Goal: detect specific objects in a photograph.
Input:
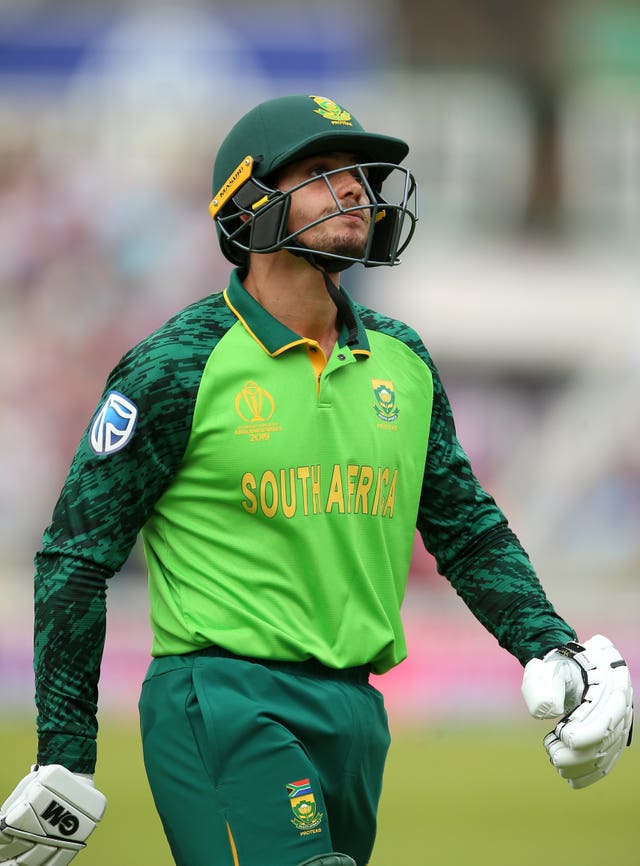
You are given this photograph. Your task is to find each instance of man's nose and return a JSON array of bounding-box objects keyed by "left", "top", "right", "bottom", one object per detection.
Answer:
[{"left": 332, "top": 169, "right": 369, "bottom": 202}]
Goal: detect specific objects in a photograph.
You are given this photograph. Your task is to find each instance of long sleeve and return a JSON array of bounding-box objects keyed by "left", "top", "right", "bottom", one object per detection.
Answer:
[
  {"left": 417, "top": 356, "right": 576, "bottom": 665},
  {"left": 34, "top": 554, "right": 110, "bottom": 772},
  {"left": 33, "top": 306, "right": 214, "bottom": 772}
]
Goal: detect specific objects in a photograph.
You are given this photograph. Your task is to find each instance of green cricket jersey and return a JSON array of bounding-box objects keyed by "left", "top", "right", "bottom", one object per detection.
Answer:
[{"left": 34, "top": 269, "right": 576, "bottom": 771}]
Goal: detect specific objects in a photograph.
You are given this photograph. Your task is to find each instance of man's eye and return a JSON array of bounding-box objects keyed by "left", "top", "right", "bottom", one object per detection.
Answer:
[{"left": 307, "top": 164, "right": 367, "bottom": 185}]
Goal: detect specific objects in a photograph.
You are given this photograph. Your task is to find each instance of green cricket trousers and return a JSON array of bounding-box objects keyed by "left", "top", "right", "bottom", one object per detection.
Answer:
[{"left": 138, "top": 647, "right": 390, "bottom": 866}]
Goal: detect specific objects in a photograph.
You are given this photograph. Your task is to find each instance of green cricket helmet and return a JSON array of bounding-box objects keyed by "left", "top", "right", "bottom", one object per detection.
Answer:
[{"left": 209, "top": 94, "right": 418, "bottom": 270}]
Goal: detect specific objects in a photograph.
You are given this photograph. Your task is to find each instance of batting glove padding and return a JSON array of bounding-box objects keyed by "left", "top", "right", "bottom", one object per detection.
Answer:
[
  {"left": 0, "top": 765, "right": 106, "bottom": 865},
  {"left": 522, "top": 634, "right": 634, "bottom": 788}
]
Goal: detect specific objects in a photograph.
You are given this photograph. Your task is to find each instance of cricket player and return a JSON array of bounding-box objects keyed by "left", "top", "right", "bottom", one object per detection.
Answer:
[{"left": 0, "top": 94, "right": 633, "bottom": 866}]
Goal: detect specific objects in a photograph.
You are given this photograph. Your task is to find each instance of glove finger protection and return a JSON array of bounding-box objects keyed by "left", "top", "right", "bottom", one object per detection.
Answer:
[
  {"left": 0, "top": 765, "right": 107, "bottom": 865},
  {"left": 521, "top": 634, "right": 633, "bottom": 789},
  {"left": 544, "top": 725, "right": 630, "bottom": 790},
  {"left": 544, "top": 725, "right": 628, "bottom": 768}
]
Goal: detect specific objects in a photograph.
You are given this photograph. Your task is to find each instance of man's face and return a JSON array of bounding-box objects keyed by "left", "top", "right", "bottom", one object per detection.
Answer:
[{"left": 275, "top": 152, "right": 372, "bottom": 260}]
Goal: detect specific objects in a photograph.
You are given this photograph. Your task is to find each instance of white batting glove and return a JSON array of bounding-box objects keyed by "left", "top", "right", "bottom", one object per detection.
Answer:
[
  {"left": 522, "top": 635, "right": 634, "bottom": 789},
  {"left": 0, "top": 765, "right": 106, "bottom": 865}
]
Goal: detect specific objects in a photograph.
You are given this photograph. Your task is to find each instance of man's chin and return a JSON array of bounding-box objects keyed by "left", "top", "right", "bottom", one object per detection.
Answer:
[
  {"left": 296, "top": 223, "right": 369, "bottom": 261},
  {"left": 324, "top": 230, "right": 368, "bottom": 260}
]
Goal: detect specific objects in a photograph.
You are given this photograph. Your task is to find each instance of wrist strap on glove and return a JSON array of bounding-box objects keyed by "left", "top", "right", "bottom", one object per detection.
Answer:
[{"left": 553, "top": 638, "right": 633, "bottom": 749}]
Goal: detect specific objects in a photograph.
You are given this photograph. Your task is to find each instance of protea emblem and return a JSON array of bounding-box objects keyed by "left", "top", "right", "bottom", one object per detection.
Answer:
[
  {"left": 372, "top": 379, "right": 399, "bottom": 423},
  {"left": 310, "top": 95, "right": 353, "bottom": 126},
  {"left": 286, "top": 778, "right": 323, "bottom": 831},
  {"left": 89, "top": 391, "right": 138, "bottom": 454}
]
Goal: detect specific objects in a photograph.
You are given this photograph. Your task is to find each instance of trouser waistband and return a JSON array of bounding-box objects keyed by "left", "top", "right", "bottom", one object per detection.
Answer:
[{"left": 187, "top": 644, "right": 370, "bottom": 684}]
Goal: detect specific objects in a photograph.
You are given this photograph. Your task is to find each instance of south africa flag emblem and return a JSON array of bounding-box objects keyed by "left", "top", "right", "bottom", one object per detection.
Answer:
[{"left": 286, "top": 778, "right": 323, "bottom": 831}]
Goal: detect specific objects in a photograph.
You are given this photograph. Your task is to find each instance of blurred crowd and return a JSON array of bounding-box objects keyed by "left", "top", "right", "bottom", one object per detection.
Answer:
[{"left": 0, "top": 125, "right": 230, "bottom": 559}]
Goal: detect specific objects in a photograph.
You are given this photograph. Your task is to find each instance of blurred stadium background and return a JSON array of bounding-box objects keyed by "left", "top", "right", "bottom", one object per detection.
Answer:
[{"left": 0, "top": 0, "right": 639, "bottom": 862}]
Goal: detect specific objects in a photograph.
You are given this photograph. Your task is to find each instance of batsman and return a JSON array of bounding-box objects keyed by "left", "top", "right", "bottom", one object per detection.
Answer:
[{"left": 1, "top": 94, "right": 633, "bottom": 866}]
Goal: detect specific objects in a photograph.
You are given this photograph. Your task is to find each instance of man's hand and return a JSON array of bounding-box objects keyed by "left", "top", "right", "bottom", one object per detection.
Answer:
[
  {"left": 521, "top": 634, "right": 633, "bottom": 788},
  {"left": 0, "top": 765, "right": 107, "bottom": 865}
]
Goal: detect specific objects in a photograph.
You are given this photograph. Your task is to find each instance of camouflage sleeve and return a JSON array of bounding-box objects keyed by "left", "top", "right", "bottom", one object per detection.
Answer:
[
  {"left": 34, "top": 323, "right": 206, "bottom": 773},
  {"left": 416, "top": 354, "right": 577, "bottom": 666}
]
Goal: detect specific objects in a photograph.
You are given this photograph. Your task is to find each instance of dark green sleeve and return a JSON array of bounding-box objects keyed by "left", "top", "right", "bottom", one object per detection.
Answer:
[
  {"left": 34, "top": 355, "right": 192, "bottom": 771},
  {"left": 417, "top": 355, "right": 576, "bottom": 665},
  {"left": 34, "top": 296, "right": 232, "bottom": 772}
]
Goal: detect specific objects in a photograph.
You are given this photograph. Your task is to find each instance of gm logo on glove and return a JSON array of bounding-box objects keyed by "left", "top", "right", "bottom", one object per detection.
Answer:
[{"left": 40, "top": 799, "right": 80, "bottom": 836}]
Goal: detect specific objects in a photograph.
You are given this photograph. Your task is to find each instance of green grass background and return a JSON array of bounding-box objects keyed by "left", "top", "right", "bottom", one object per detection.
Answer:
[{"left": 1, "top": 716, "right": 637, "bottom": 865}]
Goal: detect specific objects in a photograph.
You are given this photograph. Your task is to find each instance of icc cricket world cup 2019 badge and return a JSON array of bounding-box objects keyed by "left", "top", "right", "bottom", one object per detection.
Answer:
[
  {"left": 234, "top": 380, "right": 282, "bottom": 442},
  {"left": 286, "top": 778, "right": 323, "bottom": 835}
]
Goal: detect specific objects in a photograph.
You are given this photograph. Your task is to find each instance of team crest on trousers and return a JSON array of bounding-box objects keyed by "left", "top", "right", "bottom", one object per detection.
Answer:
[
  {"left": 286, "top": 779, "right": 323, "bottom": 833},
  {"left": 372, "top": 379, "right": 399, "bottom": 423}
]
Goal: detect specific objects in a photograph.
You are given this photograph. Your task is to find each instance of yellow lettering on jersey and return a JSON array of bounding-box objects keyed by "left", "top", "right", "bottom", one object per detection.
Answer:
[
  {"left": 240, "top": 464, "right": 397, "bottom": 519},
  {"left": 241, "top": 472, "right": 258, "bottom": 513},
  {"left": 355, "top": 465, "right": 374, "bottom": 514},
  {"left": 382, "top": 469, "right": 398, "bottom": 517},
  {"left": 260, "top": 470, "right": 278, "bottom": 518},
  {"left": 325, "top": 464, "right": 345, "bottom": 513},
  {"left": 346, "top": 464, "right": 359, "bottom": 513},
  {"left": 310, "top": 464, "right": 322, "bottom": 514},
  {"left": 280, "top": 468, "right": 296, "bottom": 518},
  {"left": 371, "top": 467, "right": 389, "bottom": 515},
  {"left": 297, "top": 465, "right": 310, "bottom": 515}
]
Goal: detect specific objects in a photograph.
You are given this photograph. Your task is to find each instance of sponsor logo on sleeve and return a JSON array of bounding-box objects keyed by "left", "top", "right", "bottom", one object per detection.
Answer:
[{"left": 89, "top": 391, "right": 138, "bottom": 455}]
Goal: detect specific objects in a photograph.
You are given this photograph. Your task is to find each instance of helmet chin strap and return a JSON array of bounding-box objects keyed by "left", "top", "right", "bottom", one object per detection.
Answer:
[{"left": 290, "top": 246, "right": 359, "bottom": 346}]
